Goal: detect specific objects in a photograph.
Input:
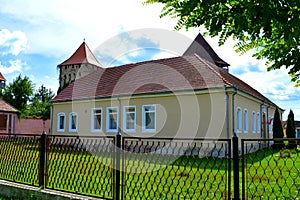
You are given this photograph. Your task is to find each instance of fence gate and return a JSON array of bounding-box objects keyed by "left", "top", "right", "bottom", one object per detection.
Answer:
[
  {"left": 241, "top": 138, "right": 300, "bottom": 200},
  {"left": 120, "top": 137, "right": 232, "bottom": 199}
]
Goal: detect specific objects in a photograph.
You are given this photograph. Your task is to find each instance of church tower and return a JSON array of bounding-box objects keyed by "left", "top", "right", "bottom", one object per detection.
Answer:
[{"left": 57, "top": 41, "right": 103, "bottom": 93}]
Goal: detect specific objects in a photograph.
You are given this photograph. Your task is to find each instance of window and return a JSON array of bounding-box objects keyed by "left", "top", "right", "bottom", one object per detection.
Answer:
[
  {"left": 69, "top": 112, "right": 78, "bottom": 132},
  {"left": 244, "top": 109, "right": 248, "bottom": 133},
  {"left": 142, "top": 105, "right": 156, "bottom": 132},
  {"left": 268, "top": 116, "right": 273, "bottom": 134},
  {"left": 91, "top": 108, "right": 102, "bottom": 132},
  {"left": 123, "top": 106, "right": 136, "bottom": 132},
  {"left": 257, "top": 112, "right": 261, "bottom": 133},
  {"left": 296, "top": 129, "right": 300, "bottom": 139},
  {"left": 106, "top": 107, "right": 118, "bottom": 132},
  {"left": 236, "top": 107, "right": 242, "bottom": 133},
  {"left": 252, "top": 111, "right": 256, "bottom": 133},
  {"left": 57, "top": 112, "right": 65, "bottom": 132},
  {"left": 0, "top": 114, "right": 7, "bottom": 130}
]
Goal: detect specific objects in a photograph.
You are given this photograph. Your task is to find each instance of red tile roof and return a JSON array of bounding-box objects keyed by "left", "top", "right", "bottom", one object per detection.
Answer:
[
  {"left": 58, "top": 42, "right": 102, "bottom": 67},
  {"left": 0, "top": 73, "right": 6, "bottom": 81},
  {"left": 52, "top": 54, "right": 276, "bottom": 107},
  {"left": 0, "top": 99, "right": 18, "bottom": 112}
]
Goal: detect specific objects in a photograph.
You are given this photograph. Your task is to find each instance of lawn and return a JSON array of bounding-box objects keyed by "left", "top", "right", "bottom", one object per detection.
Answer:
[{"left": 0, "top": 138, "right": 299, "bottom": 199}]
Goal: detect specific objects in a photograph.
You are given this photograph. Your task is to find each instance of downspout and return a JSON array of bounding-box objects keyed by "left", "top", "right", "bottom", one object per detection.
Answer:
[
  {"left": 266, "top": 103, "right": 270, "bottom": 139},
  {"left": 232, "top": 85, "right": 238, "bottom": 135},
  {"left": 117, "top": 98, "right": 121, "bottom": 136},
  {"left": 260, "top": 101, "right": 265, "bottom": 139},
  {"left": 224, "top": 85, "right": 229, "bottom": 139}
]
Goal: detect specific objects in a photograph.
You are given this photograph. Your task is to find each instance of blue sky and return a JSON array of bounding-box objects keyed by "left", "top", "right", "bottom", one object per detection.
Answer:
[{"left": 0, "top": 0, "right": 299, "bottom": 120}]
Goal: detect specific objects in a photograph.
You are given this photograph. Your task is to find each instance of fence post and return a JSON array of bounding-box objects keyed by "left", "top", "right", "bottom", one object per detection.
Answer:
[
  {"left": 115, "top": 134, "right": 121, "bottom": 200},
  {"left": 232, "top": 133, "right": 240, "bottom": 200},
  {"left": 38, "top": 131, "right": 47, "bottom": 188}
]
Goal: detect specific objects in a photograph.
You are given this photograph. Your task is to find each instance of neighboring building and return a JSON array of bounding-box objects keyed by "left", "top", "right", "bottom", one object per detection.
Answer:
[
  {"left": 296, "top": 121, "right": 300, "bottom": 139},
  {"left": 51, "top": 33, "right": 280, "bottom": 141},
  {"left": 0, "top": 73, "right": 50, "bottom": 135},
  {"left": 0, "top": 99, "right": 18, "bottom": 134},
  {"left": 57, "top": 41, "right": 103, "bottom": 92},
  {"left": 283, "top": 120, "right": 300, "bottom": 139}
]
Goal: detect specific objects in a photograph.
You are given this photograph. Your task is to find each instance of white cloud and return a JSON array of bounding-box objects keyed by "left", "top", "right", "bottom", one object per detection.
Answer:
[
  {"left": 0, "top": 29, "right": 28, "bottom": 56},
  {"left": 1, "top": 0, "right": 299, "bottom": 119},
  {"left": 0, "top": 60, "right": 25, "bottom": 74},
  {"left": 0, "top": 0, "right": 177, "bottom": 57}
]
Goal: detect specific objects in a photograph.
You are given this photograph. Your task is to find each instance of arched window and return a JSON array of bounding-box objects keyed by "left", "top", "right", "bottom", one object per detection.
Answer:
[
  {"left": 57, "top": 112, "right": 65, "bottom": 132},
  {"left": 236, "top": 107, "right": 242, "bottom": 133},
  {"left": 252, "top": 111, "right": 256, "bottom": 133},
  {"left": 257, "top": 112, "right": 261, "bottom": 133},
  {"left": 244, "top": 109, "right": 248, "bottom": 133}
]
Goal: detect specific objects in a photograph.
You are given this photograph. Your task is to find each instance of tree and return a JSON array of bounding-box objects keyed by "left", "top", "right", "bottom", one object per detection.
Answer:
[
  {"left": 29, "top": 85, "right": 55, "bottom": 120},
  {"left": 144, "top": 0, "right": 300, "bottom": 86},
  {"left": 0, "top": 75, "right": 34, "bottom": 117},
  {"left": 286, "top": 109, "right": 296, "bottom": 148},
  {"left": 272, "top": 107, "right": 284, "bottom": 149}
]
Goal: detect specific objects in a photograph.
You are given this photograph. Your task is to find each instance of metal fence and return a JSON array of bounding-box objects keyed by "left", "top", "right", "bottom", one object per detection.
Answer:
[
  {"left": 0, "top": 134, "right": 41, "bottom": 186},
  {"left": 241, "top": 138, "right": 300, "bottom": 200},
  {"left": 45, "top": 135, "right": 116, "bottom": 199},
  {"left": 121, "top": 137, "right": 231, "bottom": 199},
  {"left": 0, "top": 133, "right": 299, "bottom": 199}
]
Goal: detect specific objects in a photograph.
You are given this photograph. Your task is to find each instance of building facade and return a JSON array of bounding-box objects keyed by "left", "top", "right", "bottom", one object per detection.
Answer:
[{"left": 51, "top": 34, "right": 280, "bottom": 141}]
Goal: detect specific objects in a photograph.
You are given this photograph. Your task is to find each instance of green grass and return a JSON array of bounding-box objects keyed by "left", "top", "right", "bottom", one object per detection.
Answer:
[
  {"left": 0, "top": 140, "right": 299, "bottom": 199},
  {"left": 242, "top": 148, "right": 300, "bottom": 199}
]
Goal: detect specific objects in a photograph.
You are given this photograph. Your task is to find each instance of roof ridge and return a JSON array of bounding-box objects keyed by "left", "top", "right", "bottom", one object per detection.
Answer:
[{"left": 193, "top": 54, "right": 232, "bottom": 86}]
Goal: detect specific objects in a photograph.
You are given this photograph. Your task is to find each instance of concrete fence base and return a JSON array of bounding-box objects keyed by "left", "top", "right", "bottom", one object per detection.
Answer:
[{"left": 0, "top": 180, "right": 100, "bottom": 200}]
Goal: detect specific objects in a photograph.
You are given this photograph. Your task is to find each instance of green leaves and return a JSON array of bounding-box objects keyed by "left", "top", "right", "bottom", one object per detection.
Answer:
[
  {"left": 0, "top": 76, "right": 54, "bottom": 119},
  {"left": 0, "top": 75, "right": 34, "bottom": 117},
  {"left": 144, "top": 0, "right": 300, "bottom": 85},
  {"left": 29, "top": 85, "right": 55, "bottom": 120}
]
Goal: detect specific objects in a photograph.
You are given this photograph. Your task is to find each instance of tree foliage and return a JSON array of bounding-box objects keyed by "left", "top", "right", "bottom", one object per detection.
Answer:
[
  {"left": 272, "top": 108, "right": 284, "bottom": 149},
  {"left": 286, "top": 109, "right": 296, "bottom": 138},
  {"left": 286, "top": 109, "right": 296, "bottom": 148},
  {"left": 144, "top": 0, "right": 300, "bottom": 85},
  {"left": 0, "top": 75, "right": 34, "bottom": 117},
  {"left": 29, "top": 85, "right": 55, "bottom": 120},
  {"left": 0, "top": 75, "right": 54, "bottom": 120}
]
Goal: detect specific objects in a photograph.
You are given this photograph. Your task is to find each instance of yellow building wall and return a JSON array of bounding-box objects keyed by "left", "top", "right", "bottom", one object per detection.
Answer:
[
  {"left": 232, "top": 93, "right": 277, "bottom": 140},
  {"left": 51, "top": 90, "right": 278, "bottom": 140},
  {"left": 51, "top": 92, "right": 228, "bottom": 139}
]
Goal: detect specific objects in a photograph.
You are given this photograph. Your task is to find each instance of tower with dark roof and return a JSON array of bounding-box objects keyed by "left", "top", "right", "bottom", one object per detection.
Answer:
[
  {"left": 57, "top": 41, "right": 103, "bottom": 93},
  {"left": 184, "top": 33, "right": 230, "bottom": 71}
]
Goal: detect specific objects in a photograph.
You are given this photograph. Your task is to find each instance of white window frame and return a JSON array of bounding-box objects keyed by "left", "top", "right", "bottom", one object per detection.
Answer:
[
  {"left": 123, "top": 106, "right": 136, "bottom": 133},
  {"left": 244, "top": 109, "right": 248, "bottom": 133},
  {"left": 57, "top": 112, "right": 65, "bottom": 132},
  {"left": 69, "top": 112, "right": 78, "bottom": 132},
  {"left": 142, "top": 104, "right": 156, "bottom": 133},
  {"left": 236, "top": 107, "right": 242, "bottom": 133},
  {"left": 106, "top": 107, "right": 118, "bottom": 133},
  {"left": 257, "top": 112, "right": 261, "bottom": 133},
  {"left": 91, "top": 108, "right": 102, "bottom": 132},
  {"left": 252, "top": 111, "right": 256, "bottom": 133}
]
